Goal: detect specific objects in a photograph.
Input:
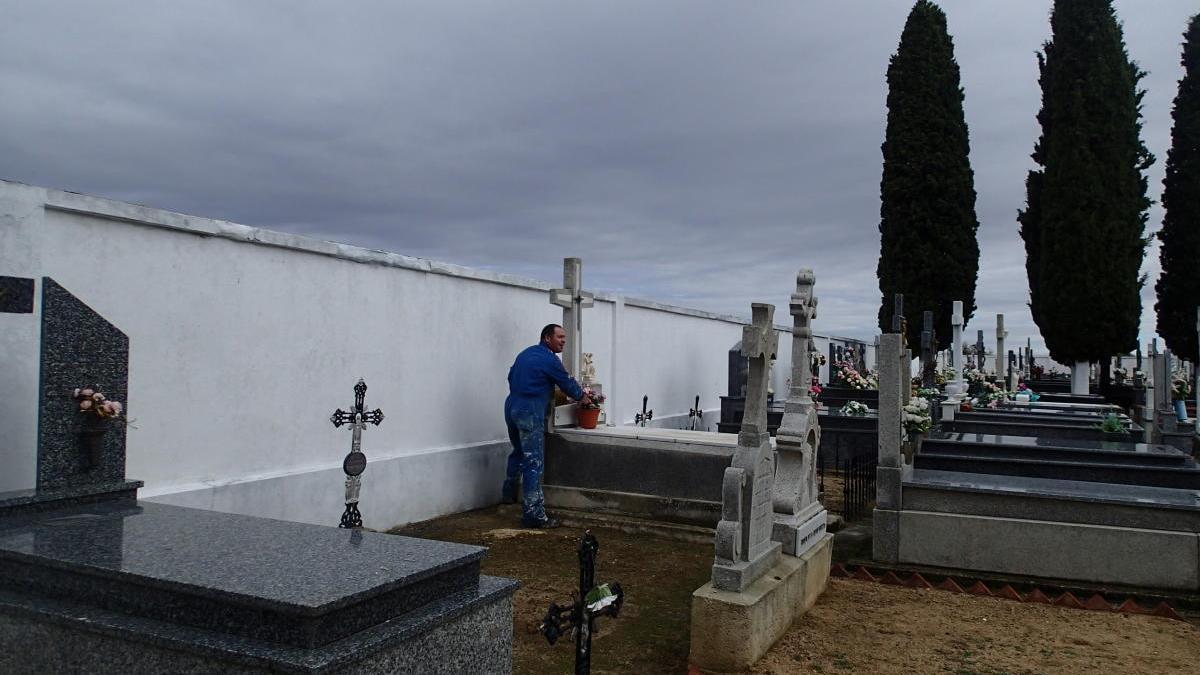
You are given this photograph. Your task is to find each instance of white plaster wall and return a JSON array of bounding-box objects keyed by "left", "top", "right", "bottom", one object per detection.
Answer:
[{"left": 0, "top": 180, "right": 874, "bottom": 527}]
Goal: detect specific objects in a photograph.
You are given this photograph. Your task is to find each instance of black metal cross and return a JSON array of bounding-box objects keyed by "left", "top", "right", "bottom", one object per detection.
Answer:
[
  {"left": 539, "top": 530, "right": 624, "bottom": 675},
  {"left": 634, "top": 395, "right": 653, "bottom": 427},
  {"left": 330, "top": 379, "right": 384, "bottom": 528},
  {"left": 688, "top": 395, "right": 703, "bottom": 430}
]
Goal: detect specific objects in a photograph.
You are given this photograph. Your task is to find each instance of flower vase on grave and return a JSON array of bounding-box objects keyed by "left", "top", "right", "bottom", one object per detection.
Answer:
[
  {"left": 1173, "top": 399, "right": 1188, "bottom": 423},
  {"left": 79, "top": 417, "right": 108, "bottom": 470}
]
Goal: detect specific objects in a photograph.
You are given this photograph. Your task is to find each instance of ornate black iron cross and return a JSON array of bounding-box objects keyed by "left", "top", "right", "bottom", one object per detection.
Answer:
[
  {"left": 539, "top": 530, "right": 624, "bottom": 675},
  {"left": 688, "top": 394, "right": 702, "bottom": 431},
  {"left": 330, "top": 379, "right": 384, "bottom": 528}
]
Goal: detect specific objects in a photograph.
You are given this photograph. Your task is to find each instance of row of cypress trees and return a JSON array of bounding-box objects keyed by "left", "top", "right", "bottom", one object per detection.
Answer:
[{"left": 877, "top": 0, "right": 1199, "bottom": 366}]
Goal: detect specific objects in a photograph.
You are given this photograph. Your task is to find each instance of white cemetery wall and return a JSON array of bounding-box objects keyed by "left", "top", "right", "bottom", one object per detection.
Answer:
[{"left": 0, "top": 181, "right": 874, "bottom": 527}]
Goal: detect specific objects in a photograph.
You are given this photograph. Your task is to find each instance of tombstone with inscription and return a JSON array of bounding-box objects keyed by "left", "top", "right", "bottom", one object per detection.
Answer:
[
  {"left": 0, "top": 277, "right": 518, "bottom": 673},
  {"left": 690, "top": 302, "right": 832, "bottom": 672},
  {"left": 773, "top": 270, "right": 828, "bottom": 557}
]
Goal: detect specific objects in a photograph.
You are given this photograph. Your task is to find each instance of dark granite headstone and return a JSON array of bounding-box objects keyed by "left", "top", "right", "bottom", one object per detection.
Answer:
[
  {"left": 728, "top": 340, "right": 747, "bottom": 397},
  {"left": 37, "top": 278, "right": 129, "bottom": 490},
  {"left": 0, "top": 276, "right": 34, "bottom": 313}
]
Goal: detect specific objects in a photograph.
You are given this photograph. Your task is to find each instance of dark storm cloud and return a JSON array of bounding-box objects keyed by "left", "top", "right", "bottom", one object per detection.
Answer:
[{"left": 1, "top": 1, "right": 1194, "bottom": 361}]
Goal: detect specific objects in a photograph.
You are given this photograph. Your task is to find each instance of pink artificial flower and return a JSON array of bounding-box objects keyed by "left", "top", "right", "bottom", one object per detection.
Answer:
[
  {"left": 80, "top": 388, "right": 94, "bottom": 398},
  {"left": 92, "top": 392, "right": 105, "bottom": 402},
  {"left": 110, "top": 401, "right": 123, "bottom": 415},
  {"left": 79, "top": 400, "right": 93, "bottom": 411}
]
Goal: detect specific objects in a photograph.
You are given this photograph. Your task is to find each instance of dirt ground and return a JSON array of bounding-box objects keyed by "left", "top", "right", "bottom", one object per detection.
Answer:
[{"left": 391, "top": 505, "right": 1199, "bottom": 675}]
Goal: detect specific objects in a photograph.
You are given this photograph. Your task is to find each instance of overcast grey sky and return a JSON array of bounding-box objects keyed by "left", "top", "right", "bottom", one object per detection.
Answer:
[{"left": 1, "top": 1, "right": 1195, "bottom": 361}]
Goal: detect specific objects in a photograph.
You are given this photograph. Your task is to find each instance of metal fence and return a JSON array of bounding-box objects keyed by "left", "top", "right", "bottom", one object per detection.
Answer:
[{"left": 817, "top": 447, "right": 878, "bottom": 521}]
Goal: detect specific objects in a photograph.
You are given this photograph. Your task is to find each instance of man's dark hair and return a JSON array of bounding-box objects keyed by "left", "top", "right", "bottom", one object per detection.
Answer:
[{"left": 540, "top": 324, "right": 563, "bottom": 341}]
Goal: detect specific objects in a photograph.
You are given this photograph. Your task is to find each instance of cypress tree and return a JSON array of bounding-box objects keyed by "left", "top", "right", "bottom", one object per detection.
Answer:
[
  {"left": 1155, "top": 15, "right": 1200, "bottom": 362},
  {"left": 877, "top": 0, "right": 979, "bottom": 349},
  {"left": 1018, "top": 0, "right": 1153, "bottom": 364}
]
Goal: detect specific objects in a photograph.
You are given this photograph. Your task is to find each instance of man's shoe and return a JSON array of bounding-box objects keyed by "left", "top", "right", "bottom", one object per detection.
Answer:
[{"left": 522, "top": 517, "right": 561, "bottom": 529}]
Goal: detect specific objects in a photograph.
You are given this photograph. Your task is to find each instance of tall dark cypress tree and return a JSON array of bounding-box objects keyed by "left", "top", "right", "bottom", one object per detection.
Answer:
[
  {"left": 1155, "top": 15, "right": 1200, "bottom": 363},
  {"left": 877, "top": 0, "right": 979, "bottom": 348},
  {"left": 1019, "top": 0, "right": 1152, "bottom": 364}
]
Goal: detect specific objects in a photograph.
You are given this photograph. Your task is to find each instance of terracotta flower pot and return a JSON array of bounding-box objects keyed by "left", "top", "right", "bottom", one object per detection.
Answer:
[{"left": 577, "top": 407, "right": 601, "bottom": 429}]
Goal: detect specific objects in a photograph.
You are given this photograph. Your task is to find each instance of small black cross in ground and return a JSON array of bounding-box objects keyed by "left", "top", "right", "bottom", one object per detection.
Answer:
[{"left": 539, "top": 530, "right": 624, "bottom": 675}]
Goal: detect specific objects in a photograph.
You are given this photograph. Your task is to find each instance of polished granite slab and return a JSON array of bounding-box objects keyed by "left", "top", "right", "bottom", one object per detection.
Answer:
[
  {"left": 0, "top": 501, "right": 487, "bottom": 648},
  {"left": 927, "top": 431, "right": 1188, "bottom": 459},
  {"left": 907, "top": 468, "right": 1200, "bottom": 510}
]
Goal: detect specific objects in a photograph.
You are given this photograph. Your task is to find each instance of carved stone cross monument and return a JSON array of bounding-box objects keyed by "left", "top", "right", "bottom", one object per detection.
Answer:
[
  {"left": 975, "top": 330, "right": 986, "bottom": 370},
  {"left": 712, "top": 303, "right": 782, "bottom": 592},
  {"left": 995, "top": 314, "right": 1006, "bottom": 375},
  {"left": 946, "top": 301, "right": 965, "bottom": 398},
  {"left": 773, "top": 271, "right": 827, "bottom": 558},
  {"left": 549, "top": 257, "right": 594, "bottom": 380},
  {"left": 330, "top": 379, "right": 384, "bottom": 528}
]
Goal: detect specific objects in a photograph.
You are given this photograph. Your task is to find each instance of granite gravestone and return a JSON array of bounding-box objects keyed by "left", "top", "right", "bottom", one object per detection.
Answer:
[
  {"left": 712, "top": 303, "right": 782, "bottom": 592},
  {"left": 772, "top": 270, "right": 827, "bottom": 557},
  {"left": 0, "top": 278, "right": 142, "bottom": 514}
]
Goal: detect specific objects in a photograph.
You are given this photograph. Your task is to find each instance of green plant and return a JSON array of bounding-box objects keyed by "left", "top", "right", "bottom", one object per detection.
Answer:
[{"left": 1097, "top": 414, "right": 1125, "bottom": 433}]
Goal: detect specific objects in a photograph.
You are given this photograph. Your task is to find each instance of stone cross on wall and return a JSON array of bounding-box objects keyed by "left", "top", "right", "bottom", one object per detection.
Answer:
[
  {"left": 549, "top": 257, "right": 594, "bottom": 380},
  {"left": 712, "top": 303, "right": 782, "bottom": 592},
  {"left": 773, "top": 271, "right": 827, "bottom": 557}
]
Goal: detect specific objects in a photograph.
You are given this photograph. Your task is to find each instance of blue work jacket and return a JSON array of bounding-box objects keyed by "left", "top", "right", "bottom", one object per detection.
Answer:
[{"left": 506, "top": 343, "right": 584, "bottom": 419}]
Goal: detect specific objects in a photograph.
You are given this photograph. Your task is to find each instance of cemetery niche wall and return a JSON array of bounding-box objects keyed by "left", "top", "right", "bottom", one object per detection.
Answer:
[{"left": 0, "top": 277, "right": 519, "bottom": 673}]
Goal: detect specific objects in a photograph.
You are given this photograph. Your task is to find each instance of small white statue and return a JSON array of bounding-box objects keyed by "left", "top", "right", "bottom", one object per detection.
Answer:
[{"left": 580, "top": 352, "right": 597, "bottom": 385}]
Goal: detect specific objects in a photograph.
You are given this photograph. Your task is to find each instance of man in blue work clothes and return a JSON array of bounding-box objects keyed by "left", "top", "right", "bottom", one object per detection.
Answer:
[{"left": 503, "top": 323, "right": 591, "bottom": 528}]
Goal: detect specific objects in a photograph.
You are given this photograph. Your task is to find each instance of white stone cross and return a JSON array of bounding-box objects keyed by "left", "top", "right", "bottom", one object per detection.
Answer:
[
  {"left": 712, "top": 303, "right": 782, "bottom": 592},
  {"left": 947, "top": 300, "right": 965, "bottom": 398},
  {"left": 774, "top": 270, "right": 827, "bottom": 558},
  {"left": 549, "top": 257, "right": 594, "bottom": 380}
]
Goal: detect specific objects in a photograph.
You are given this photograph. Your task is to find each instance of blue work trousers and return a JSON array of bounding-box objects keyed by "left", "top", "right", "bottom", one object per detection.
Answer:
[{"left": 503, "top": 396, "right": 548, "bottom": 524}]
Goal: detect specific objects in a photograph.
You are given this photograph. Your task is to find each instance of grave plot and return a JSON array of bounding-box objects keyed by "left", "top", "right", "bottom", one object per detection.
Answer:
[{"left": 0, "top": 278, "right": 518, "bottom": 673}]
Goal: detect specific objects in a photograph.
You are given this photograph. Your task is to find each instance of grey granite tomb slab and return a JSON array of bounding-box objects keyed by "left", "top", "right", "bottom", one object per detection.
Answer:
[
  {"left": 0, "top": 502, "right": 494, "bottom": 649},
  {"left": 37, "top": 277, "right": 129, "bottom": 490}
]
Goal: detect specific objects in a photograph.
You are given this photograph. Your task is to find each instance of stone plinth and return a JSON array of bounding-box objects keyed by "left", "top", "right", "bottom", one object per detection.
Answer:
[{"left": 689, "top": 533, "right": 832, "bottom": 673}]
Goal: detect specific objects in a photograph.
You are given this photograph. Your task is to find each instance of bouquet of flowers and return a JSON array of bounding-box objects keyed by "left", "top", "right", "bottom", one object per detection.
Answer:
[
  {"left": 915, "top": 387, "right": 940, "bottom": 400},
  {"left": 972, "top": 381, "right": 1009, "bottom": 409},
  {"left": 809, "top": 378, "right": 823, "bottom": 400},
  {"left": 902, "top": 397, "right": 932, "bottom": 440},
  {"left": 580, "top": 387, "right": 607, "bottom": 410},
  {"left": 74, "top": 387, "right": 123, "bottom": 419},
  {"left": 1171, "top": 374, "right": 1191, "bottom": 401},
  {"left": 839, "top": 401, "right": 869, "bottom": 416},
  {"left": 963, "top": 368, "right": 986, "bottom": 384},
  {"left": 833, "top": 360, "right": 878, "bottom": 390}
]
